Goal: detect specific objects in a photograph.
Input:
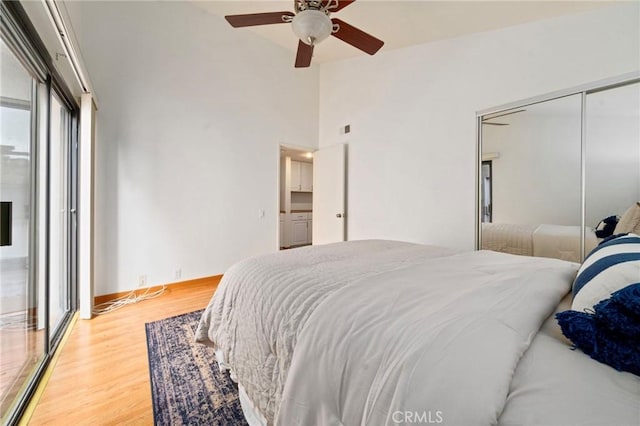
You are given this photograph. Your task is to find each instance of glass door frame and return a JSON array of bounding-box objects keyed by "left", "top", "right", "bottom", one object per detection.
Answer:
[{"left": 47, "top": 85, "right": 78, "bottom": 349}]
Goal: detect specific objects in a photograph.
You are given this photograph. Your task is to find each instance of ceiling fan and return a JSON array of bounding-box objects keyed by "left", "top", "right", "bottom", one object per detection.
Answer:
[{"left": 224, "top": 0, "right": 384, "bottom": 68}]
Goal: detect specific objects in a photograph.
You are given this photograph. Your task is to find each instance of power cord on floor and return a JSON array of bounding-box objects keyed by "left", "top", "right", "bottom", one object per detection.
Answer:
[{"left": 92, "top": 284, "right": 167, "bottom": 315}]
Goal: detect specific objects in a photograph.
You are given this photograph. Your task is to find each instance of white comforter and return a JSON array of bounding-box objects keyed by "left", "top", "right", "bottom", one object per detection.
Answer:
[
  {"left": 196, "top": 240, "right": 577, "bottom": 425},
  {"left": 196, "top": 240, "right": 459, "bottom": 422}
]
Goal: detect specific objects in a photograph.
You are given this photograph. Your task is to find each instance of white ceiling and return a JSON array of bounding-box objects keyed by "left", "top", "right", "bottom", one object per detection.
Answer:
[{"left": 193, "top": 1, "right": 615, "bottom": 65}]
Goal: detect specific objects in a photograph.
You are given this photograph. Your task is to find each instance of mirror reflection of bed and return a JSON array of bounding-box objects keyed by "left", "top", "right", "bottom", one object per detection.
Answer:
[{"left": 479, "top": 81, "right": 640, "bottom": 263}]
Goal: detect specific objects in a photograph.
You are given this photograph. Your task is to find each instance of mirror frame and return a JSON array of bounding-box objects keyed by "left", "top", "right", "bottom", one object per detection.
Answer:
[{"left": 476, "top": 71, "right": 640, "bottom": 261}]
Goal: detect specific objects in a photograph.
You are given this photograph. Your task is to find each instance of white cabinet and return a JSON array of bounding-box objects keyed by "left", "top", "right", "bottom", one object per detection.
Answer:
[
  {"left": 289, "top": 212, "right": 312, "bottom": 246},
  {"left": 300, "top": 162, "right": 313, "bottom": 192},
  {"left": 291, "top": 220, "right": 308, "bottom": 246},
  {"left": 290, "top": 161, "right": 300, "bottom": 191},
  {"left": 290, "top": 161, "right": 313, "bottom": 192}
]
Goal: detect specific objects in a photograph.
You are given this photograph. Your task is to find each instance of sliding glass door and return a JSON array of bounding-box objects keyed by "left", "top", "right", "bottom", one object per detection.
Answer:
[
  {"left": 0, "top": 6, "right": 78, "bottom": 421},
  {"left": 48, "top": 93, "right": 72, "bottom": 340},
  {"left": 0, "top": 38, "right": 45, "bottom": 419}
]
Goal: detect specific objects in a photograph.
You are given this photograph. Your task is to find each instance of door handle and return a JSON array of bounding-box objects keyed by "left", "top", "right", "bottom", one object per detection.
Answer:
[{"left": 336, "top": 213, "right": 342, "bottom": 218}]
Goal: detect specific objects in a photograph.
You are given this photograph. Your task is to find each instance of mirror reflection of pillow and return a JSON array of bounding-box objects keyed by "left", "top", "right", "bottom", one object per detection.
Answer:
[
  {"left": 571, "top": 233, "right": 640, "bottom": 312},
  {"left": 595, "top": 215, "right": 619, "bottom": 238},
  {"left": 556, "top": 283, "right": 640, "bottom": 376},
  {"left": 614, "top": 202, "right": 640, "bottom": 234}
]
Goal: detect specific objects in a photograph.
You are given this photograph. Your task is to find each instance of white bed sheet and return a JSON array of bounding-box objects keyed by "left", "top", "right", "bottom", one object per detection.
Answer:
[{"left": 499, "top": 294, "right": 640, "bottom": 426}]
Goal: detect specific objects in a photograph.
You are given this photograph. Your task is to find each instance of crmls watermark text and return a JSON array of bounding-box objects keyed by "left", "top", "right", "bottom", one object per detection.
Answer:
[{"left": 392, "top": 410, "right": 444, "bottom": 424}]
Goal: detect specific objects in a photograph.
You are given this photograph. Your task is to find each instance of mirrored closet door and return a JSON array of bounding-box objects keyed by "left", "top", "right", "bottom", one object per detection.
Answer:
[
  {"left": 477, "top": 75, "right": 640, "bottom": 263},
  {"left": 585, "top": 82, "right": 640, "bottom": 238}
]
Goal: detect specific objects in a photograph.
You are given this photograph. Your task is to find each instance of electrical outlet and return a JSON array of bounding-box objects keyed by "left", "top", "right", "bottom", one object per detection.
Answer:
[
  {"left": 175, "top": 268, "right": 182, "bottom": 280},
  {"left": 138, "top": 275, "right": 147, "bottom": 288},
  {"left": 258, "top": 209, "right": 265, "bottom": 219}
]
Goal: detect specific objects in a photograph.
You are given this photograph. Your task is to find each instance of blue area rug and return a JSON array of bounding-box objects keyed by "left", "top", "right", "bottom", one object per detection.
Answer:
[{"left": 145, "top": 310, "right": 248, "bottom": 425}]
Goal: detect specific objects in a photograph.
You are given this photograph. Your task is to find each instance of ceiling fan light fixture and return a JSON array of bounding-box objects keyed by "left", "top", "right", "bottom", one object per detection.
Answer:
[{"left": 292, "top": 10, "right": 332, "bottom": 45}]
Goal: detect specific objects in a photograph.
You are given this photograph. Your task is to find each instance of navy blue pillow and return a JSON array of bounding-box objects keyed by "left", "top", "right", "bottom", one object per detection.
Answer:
[
  {"left": 593, "top": 298, "right": 640, "bottom": 338},
  {"left": 556, "top": 283, "right": 640, "bottom": 376},
  {"left": 611, "top": 282, "right": 640, "bottom": 316}
]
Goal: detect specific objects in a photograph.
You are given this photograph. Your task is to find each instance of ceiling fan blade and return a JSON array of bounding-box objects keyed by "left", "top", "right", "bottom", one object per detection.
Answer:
[
  {"left": 483, "top": 109, "right": 526, "bottom": 121},
  {"left": 295, "top": 40, "right": 314, "bottom": 68},
  {"left": 323, "top": 0, "right": 356, "bottom": 12},
  {"left": 225, "top": 12, "right": 294, "bottom": 28},
  {"left": 331, "top": 18, "right": 384, "bottom": 55}
]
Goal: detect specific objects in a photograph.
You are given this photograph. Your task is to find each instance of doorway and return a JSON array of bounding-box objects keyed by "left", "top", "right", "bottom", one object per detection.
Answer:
[
  {"left": 277, "top": 143, "right": 347, "bottom": 250},
  {"left": 481, "top": 160, "right": 492, "bottom": 223},
  {"left": 279, "top": 146, "right": 314, "bottom": 249}
]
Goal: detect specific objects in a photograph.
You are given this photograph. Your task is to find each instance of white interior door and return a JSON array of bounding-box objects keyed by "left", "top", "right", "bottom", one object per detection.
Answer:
[{"left": 312, "top": 143, "right": 346, "bottom": 245}]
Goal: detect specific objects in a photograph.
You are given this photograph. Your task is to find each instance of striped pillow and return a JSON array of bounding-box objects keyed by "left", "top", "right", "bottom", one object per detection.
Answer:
[{"left": 572, "top": 233, "right": 640, "bottom": 312}]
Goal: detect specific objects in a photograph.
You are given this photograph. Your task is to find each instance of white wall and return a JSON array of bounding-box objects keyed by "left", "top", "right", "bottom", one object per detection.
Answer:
[
  {"left": 319, "top": 3, "right": 640, "bottom": 250},
  {"left": 64, "top": 1, "right": 319, "bottom": 295}
]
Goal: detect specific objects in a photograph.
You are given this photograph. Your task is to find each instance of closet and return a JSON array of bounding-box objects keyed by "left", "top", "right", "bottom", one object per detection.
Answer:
[{"left": 477, "top": 73, "right": 640, "bottom": 261}]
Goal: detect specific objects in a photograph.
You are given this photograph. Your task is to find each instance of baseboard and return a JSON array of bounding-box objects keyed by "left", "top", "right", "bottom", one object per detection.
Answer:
[{"left": 94, "top": 275, "right": 223, "bottom": 306}]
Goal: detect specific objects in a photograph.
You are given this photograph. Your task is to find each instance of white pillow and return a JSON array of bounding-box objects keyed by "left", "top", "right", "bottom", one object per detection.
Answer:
[
  {"left": 614, "top": 202, "right": 640, "bottom": 234},
  {"left": 571, "top": 233, "right": 640, "bottom": 312}
]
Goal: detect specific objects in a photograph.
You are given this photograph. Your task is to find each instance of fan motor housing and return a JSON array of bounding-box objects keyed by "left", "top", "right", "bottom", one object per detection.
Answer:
[{"left": 292, "top": 10, "right": 333, "bottom": 45}]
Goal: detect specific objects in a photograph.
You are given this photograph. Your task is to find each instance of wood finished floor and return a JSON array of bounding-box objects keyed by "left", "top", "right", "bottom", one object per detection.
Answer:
[
  {"left": 1, "top": 326, "right": 42, "bottom": 416},
  {"left": 26, "top": 277, "right": 220, "bottom": 425}
]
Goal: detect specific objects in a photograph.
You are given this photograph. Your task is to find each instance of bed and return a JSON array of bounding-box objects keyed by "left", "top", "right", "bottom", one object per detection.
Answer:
[
  {"left": 195, "top": 239, "right": 640, "bottom": 425},
  {"left": 481, "top": 222, "right": 600, "bottom": 263}
]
